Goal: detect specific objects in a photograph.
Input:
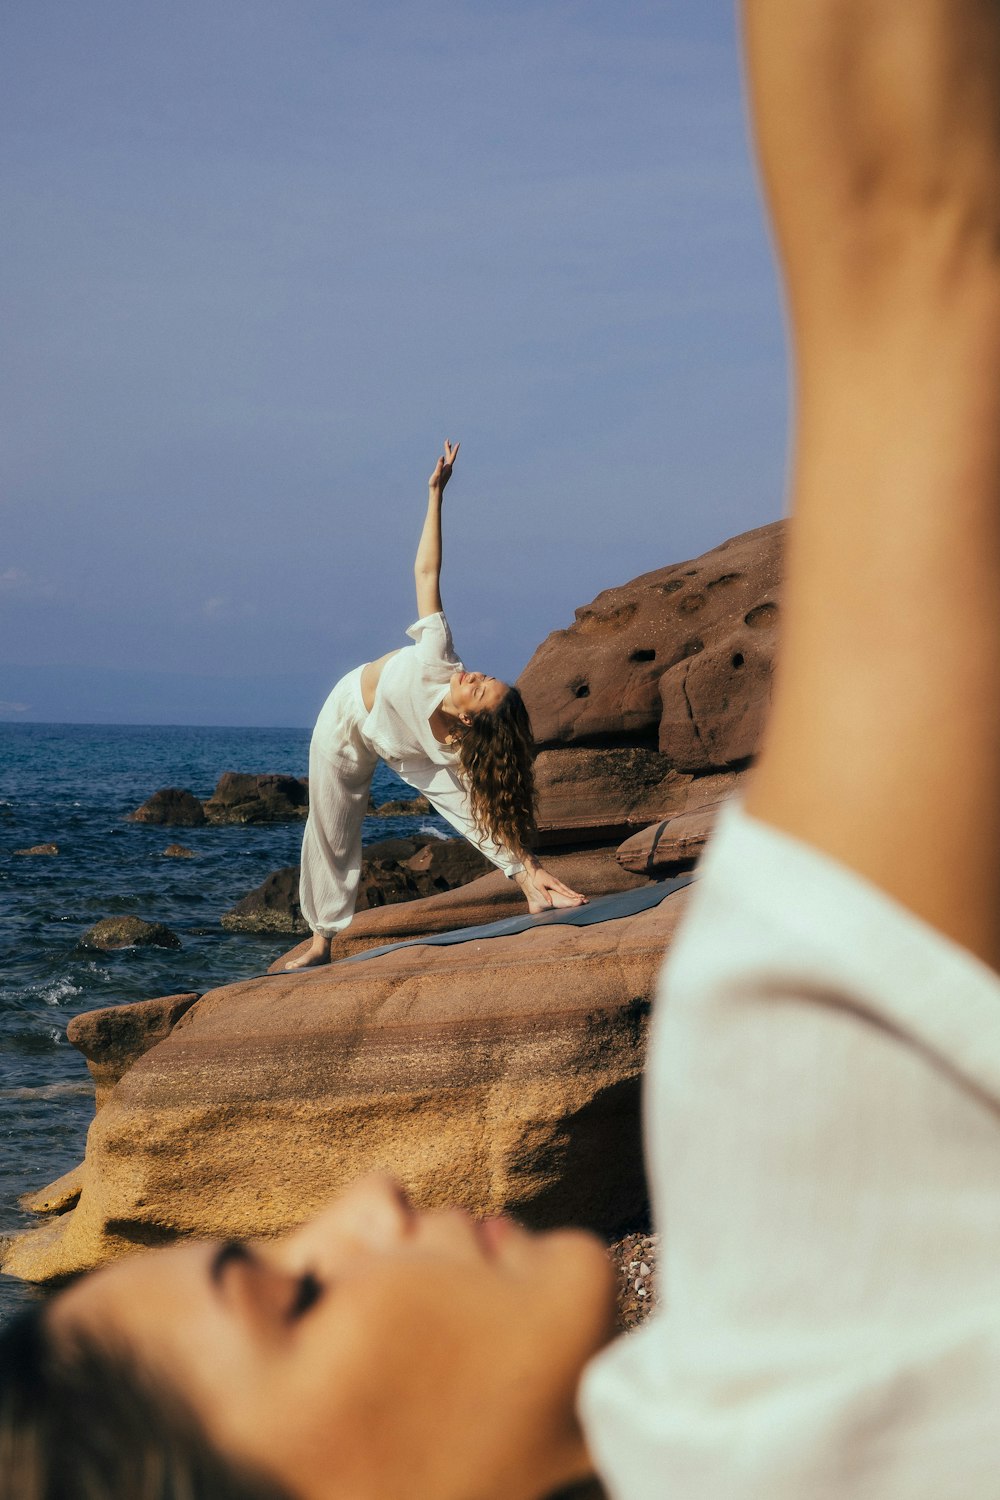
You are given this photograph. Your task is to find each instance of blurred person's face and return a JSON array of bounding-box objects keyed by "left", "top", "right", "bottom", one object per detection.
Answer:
[{"left": 52, "top": 1175, "right": 614, "bottom": 1500}]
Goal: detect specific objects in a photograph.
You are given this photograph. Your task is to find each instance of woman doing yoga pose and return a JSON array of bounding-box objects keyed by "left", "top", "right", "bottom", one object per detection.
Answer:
[
  {"left": 6, "top": 1, "right": 1000, "bottom": 1496},
  {"left": 288, "top": 441, "right": 585, "bottom": 970}
]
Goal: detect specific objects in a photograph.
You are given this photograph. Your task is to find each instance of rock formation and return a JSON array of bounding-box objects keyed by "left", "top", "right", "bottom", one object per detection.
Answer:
[
  {"left": 78, "top": 916, "right": 182, "bottom": 951},
  {"left": 4, "top": 521, "right": 782, "bottom": 1286},
  {"left": 371, "top": 796, "right": 433, "bottom": 816},
  {"left": 13, "top": 843, "right": 59, "bottom": 855},
  {"left": 162, "top": 844, "right": 195, "bottom": 858},
  {"left": 128, "top": 788, "right": 206, "bottom": 826},
  {"left": 519, "top": 520, "right": 782, "bottom": 839},
  {"left": 201, "top": 772, "right": 309, "bottom": 824},
  {"left": 4, "top": 885, "right": 691, "bottom": 1283},
  {"left": 129, "top": 774, "right": 309, "bottom": 826},
  {"left": 68, "top": 993, "right": 201, "bottom": 1110}
]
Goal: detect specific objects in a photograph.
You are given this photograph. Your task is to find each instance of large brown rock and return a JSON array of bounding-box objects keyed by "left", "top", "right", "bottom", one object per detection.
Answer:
[
  {"left": 203, "top": 772, "right": 309, "bottom": 824},
  {"left": 127, "top": 788, "right": 206, "bottom": 826},
  {"left": 518, "top": 521, "right": 783, "bottom": 765},
  {"left": 3, "top": 886, "right": 692, "bottom": 1283},
  {"left": 615, "top": 772, "right": 741, "bottom": 873},
  {"left": 533, "top": 749, "right": 692, "bottom": 845},
  {"left": 67, "top": 993, "right": 201, "bottom": 1111}
]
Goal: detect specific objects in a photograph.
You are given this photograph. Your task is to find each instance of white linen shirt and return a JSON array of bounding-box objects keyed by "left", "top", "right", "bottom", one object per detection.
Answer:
[
  {"left": 363, "top": 612, "right": 523, "bottom": 878},
  {"left": 580, "top": 801, "right": 1000, "bottom": 1499}
]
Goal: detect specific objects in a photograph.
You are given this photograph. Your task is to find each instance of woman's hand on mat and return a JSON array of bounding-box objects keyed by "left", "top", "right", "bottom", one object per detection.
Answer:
[
  {"left": 429, "top": 440, "right": 460, "bottom": 494},
  {"left": 516, "top": 863, "right": 588, "bottom": 913}
]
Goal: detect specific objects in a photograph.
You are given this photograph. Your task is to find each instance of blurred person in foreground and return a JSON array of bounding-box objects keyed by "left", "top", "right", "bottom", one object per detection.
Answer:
[{"left": 6, "top": 0, "right": 1000, "bottom": 1496}]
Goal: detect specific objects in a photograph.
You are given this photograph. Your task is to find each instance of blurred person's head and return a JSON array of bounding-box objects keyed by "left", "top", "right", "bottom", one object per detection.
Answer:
[{"left": 0, "top": 1175, "right": 615, "bottom": 1500}]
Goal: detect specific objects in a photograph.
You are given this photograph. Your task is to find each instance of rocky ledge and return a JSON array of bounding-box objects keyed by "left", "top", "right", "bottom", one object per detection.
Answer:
[{"left": 4, "top": 522, "right": 782, "bottom": 1284}]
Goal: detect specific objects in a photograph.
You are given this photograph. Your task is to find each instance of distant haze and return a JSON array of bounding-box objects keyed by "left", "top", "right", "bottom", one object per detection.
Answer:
[{"left": 2, "top": 2, "right": 786, "bottom": 727}]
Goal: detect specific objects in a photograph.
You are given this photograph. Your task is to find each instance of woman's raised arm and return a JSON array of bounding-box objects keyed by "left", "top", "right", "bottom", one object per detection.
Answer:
[
  {"left": 414, "top": 440, "right": 459, "bottom": 619},
  {"left": 742, "top": 0, "right": 1000, "bottom": 972}
]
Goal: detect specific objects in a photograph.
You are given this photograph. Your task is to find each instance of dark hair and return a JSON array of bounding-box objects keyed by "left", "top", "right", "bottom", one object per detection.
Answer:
[
  {"left": 456, "top": 685, "right": 537, "bottom": 856},
  {"left": 0, "top": 1301, "right": 293, "bottom": 1500}
]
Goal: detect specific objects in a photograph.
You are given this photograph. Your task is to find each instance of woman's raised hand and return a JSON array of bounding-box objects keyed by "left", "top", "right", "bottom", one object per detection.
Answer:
[{"left": 429, "top": 440, "right": 460, "bottom": 494}]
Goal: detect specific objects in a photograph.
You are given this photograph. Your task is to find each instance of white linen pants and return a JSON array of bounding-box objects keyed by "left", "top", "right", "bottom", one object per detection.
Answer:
[{"left": 298, "top": 666, "right": 379, "bottom": 937}]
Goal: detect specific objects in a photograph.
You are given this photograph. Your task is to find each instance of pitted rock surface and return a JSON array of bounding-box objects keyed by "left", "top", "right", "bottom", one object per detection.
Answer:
[{"left": 518, "top": 521, "right": 783, "bottom": 766}]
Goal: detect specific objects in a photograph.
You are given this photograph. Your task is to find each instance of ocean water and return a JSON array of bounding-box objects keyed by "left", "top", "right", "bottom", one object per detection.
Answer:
[{"left": 0, "top": 722, "right": 446, "bottom": 1322}]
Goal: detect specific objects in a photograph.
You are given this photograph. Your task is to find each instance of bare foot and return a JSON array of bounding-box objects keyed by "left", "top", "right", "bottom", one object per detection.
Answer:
[
  {"left": 284, "top": 935, "right": 332, "bottom": 971},
  {"left": 524, "top": 884, "right": 588, "bottom": 914}
]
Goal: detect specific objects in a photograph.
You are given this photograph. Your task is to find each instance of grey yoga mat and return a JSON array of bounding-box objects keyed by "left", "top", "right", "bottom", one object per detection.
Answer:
[{"left": 331, "top": 872, "right": 695, "bottom": 966}]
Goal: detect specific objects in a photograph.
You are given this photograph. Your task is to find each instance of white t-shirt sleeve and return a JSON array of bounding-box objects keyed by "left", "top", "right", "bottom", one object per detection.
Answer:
[
  {"left": 405, "top": 611, "right": 461, "bottom": 669},
  {"left": 580, "top": 802, "right": 1000, "bottom": 1500}
]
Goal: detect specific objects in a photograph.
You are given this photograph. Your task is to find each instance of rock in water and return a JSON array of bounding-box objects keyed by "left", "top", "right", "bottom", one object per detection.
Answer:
[
  {"left": 13, "top": 843, "right": 59, "bottom": 855},
  {"left": 162, "top": 844, "right": 195, "bottom": 858},
  {"left": 202, "top": 772, "right": 309, "bottom": 824},
  {"left": 221, "top": 867, "right": 307, "bottom": 935},
  {"left": 372, "top": 796, "right": 433, "bottom": 816},
  {"left": 78, "top": 917, "right": 182, "bottom": 952},
  {"left": 128, "top": 788, "right": 206, "bottom": 826}
]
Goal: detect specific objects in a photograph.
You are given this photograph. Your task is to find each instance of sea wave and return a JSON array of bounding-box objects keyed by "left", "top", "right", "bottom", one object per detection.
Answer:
[{"left": 0, "top": 1080, "right": 93, "bottom": 1103}]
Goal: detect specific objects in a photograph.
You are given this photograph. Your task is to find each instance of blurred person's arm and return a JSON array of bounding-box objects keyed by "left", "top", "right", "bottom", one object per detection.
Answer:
[{"left": 742, "top": 0, "right": 1000, "bottom": 972}]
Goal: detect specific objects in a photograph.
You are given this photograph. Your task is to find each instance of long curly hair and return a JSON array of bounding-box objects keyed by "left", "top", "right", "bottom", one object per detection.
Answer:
[{"left": 456, "top": 686, "right": 537, "bottom": 857}]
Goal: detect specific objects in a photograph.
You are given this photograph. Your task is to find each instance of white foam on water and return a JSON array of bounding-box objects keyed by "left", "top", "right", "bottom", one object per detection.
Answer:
[{"left": 0, "top": 1080, "right": 92, "bottom": 1102}]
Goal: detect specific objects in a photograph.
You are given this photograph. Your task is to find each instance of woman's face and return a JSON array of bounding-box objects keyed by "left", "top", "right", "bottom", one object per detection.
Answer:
[
  {"left": 450, "top": 669, "right": 508, "bottom": 718},
  {"left": 52, "top": 1176, "right": 614, "bottom": 1500}
]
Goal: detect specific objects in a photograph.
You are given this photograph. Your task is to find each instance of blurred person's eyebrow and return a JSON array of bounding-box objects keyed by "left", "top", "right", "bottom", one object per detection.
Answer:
[{"left": 210, "top": 1240, "right": 254, "bottom": 1285}]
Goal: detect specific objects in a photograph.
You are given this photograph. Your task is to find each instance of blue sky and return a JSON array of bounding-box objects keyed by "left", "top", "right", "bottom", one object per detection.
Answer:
[{"left": 1, "top": 1, "right": 787, "bottom": 726}]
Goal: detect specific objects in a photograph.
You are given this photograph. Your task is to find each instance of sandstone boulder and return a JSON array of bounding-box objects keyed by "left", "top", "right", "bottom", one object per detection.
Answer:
[
  {"left": 202, "top": 772, "right": 309, "bottom": 824},
  {"left": 78, "top": 917, "right": 182, "bottom": 952},
  {"left": 19, "top": 1164, "right": 85, "bottom": 1217},
  {"left": 3, "top": 886, "right": 691, "bottom": 1283},
  {"left": 518, "top": 521, "right": 782, "bottom": 762},
  {"left": 533, "top": 749, "right": 691, "bottom": 845},
  {"left": 615, "top": 772, "right": 741, "bottom": 873},
  {"left": 128, "top": 788, "right": 206, "bottom": 826},
  {"left": 67, "top": 993, "right": 201, "bottom": 1110}
]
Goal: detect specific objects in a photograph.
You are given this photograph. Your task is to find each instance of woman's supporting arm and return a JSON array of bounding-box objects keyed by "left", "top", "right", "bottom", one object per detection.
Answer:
[
  {"left": 414, "top": 441, "right": 459, "bottom": 619},
  {"left": 741, "top": 0, "right": 1000, "bottom": 972}
]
